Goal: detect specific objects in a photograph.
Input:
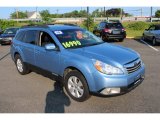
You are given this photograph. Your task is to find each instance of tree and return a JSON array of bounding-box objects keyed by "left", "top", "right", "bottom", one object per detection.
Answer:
[
  {"left": 106, "top": 8, "right": 123, "bottom": 17},
  {"left": 155, "top": 10, "right": 160, "bottom": 17},
  {"left": 10, "top": 11, "right": 27, "bottom": 19},
  {"left": 82, "top": 16, "right": 95, "bottom": 31},
  {"left": 105, "top": 8, "right": 132, "bottom": 17},
  {"left": 92, "top": 9, "right": 101, "bottom": 17},
  {"left": 40, "top": 10, "right": 51, "bottom": 22}
]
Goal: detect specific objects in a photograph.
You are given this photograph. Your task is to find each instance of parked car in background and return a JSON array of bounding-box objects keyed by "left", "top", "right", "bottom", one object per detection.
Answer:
[
  {"left": 142, "top": 24, "right": 160, "bottom": 46},
  {"left": 93, "top": 21, "right": 126, "bottom": 42},
  {"left": 11, "top": 24, "right": 145, "bottom": 102},
  {"left": 0, "top": 27, "right": 19, "bottom": 45}
]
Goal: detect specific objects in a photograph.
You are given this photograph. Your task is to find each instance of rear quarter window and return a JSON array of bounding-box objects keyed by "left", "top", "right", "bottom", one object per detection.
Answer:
[{"left": 15, "top": 31, "right": 25, "bottom": 41}]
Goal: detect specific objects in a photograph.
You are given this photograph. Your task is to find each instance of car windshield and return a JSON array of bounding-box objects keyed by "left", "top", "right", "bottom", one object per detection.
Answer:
[
  {"left": 54, "top": 29, "right": 104, "bottom": 49},
  {"left": 4, "top": 28, "right": 19, "bottom": 34},
  {"left": 107, "top": 23, "right": 123, "bottom": 29}
]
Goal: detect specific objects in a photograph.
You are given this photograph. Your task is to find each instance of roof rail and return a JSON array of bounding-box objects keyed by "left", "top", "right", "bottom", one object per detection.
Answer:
[
  {"left": 21, "top": 23, "right": 79, "bottom": 29},
  {"left": 21, "top": 24, "right": 49, "bottom": 28}
]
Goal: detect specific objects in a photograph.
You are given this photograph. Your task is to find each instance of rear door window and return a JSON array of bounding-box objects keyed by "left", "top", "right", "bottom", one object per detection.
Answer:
[
  {"left": 23, "top": 30, "right": 39, "bottom": 45},
  {"left": 155, "top": 26, "right": 160, "bottom": 30},
  {"left": 107, "top": 23, "right": 123, "bottom": 29},
  {"left": 148, "top": 26, "right": 155, "bottom": 31}
]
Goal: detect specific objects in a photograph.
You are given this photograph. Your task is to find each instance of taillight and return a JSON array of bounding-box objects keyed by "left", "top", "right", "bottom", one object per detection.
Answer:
[
  {"left": 122, "top": 28, "right": 126, "bottom": 31},
  {"left": 104, "top": 29, "right": 112, "bottom": 33}
]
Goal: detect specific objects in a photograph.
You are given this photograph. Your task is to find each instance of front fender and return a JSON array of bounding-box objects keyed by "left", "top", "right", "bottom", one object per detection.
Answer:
[{"left": 60, "top": 57, "right": 97, "bottom": 92}]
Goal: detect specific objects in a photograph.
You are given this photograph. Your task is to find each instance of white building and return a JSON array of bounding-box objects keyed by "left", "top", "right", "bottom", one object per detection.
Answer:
[{"left": 27, "top": 11, "right": 41, "bottom": 19}]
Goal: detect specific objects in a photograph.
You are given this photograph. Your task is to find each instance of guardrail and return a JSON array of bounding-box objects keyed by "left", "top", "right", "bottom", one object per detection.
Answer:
[{"left": 1, "top": 17, "right": 160, "bottom": 23}]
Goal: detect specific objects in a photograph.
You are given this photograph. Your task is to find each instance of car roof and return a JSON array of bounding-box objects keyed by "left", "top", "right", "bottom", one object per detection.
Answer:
[
  {"left": 48, "top": 24, "right": 81, "bottom": 31},
  {"left": 20, "top": 24, "right": 81, "bottom": 31}
]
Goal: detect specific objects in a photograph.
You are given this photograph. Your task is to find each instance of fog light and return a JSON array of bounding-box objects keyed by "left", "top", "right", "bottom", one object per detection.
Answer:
[{"left": 100, "top": 88, "right": 120, "bottom": 95}]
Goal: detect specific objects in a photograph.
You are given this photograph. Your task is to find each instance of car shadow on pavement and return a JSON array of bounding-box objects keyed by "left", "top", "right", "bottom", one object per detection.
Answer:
[
  {"left": 45, "top": 81, "right": 71, "bottom": 113},
  {"left": 0, "top": 52, "right": 10, "bottom": 61}
]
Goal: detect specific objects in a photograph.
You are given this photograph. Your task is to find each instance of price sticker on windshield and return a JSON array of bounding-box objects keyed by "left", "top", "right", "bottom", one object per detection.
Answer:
[{"left": 62, "top": 40, "right": 81, "bottom": 48}]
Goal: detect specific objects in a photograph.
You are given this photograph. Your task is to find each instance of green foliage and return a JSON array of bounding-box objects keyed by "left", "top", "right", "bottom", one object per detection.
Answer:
[
  {"left": 50, "top": 10, "right": 87, "bottom": 18},
  {"left": 105, "top": 8, "right": 132, "bottom": 17},
  {"left": 10, "top": 11, "right": 27, "bottom": 19},
  {"left": 40, "top": 10, "right": 51, "bottom": 23},
  {"left": 124, "top": 21, "right": 149, "bottom": 30},
  {"left": 155, "top": 10, "right": 160, "bottom": 17},
  {"left": 0, "top": 20, "right": 16, "bottom": 30},
  {"left": 91, "top": 9, "right": 103, "bottom": 17},
  {"left": 81, "top": 16, "right": 96, "bottom": 31}
]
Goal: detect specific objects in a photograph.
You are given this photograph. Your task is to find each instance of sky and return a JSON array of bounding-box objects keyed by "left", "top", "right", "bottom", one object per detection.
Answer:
[{"left": 0, "top": 7, "right": 160, "bottom": 19}]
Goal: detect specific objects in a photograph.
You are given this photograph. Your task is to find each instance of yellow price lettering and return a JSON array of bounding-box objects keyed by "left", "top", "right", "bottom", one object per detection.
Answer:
[{"left": 62, "top": 40, "right": 81, "bottom": 48}]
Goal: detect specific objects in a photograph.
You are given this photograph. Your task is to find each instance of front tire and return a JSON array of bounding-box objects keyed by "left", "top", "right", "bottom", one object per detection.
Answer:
[
  {"left": 15, "top": 54, "right": 30, "bottom": 75},
  {"left": 142, "top": 34, "right": 146, "bottom": 41},
  {"left": 152, "top": 37, "right": 157, "bottom": 46},
  {"left": 64, "top": 70, "right": 90, "bottom": 102}
]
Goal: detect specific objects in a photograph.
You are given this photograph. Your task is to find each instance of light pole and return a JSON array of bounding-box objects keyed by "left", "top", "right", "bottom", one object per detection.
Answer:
[{"left": 87, "top": 6, "right": 89, "bottom": 30}]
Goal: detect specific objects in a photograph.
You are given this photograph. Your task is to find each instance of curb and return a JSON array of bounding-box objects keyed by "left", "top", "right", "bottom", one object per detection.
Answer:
[{"left": 126, "top": 37, "right": 134, "bottom": 39}]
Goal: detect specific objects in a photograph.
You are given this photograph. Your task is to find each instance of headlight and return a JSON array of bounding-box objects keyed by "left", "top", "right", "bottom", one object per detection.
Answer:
[{"left": 93, "top": 60, "right": 123, "bottom": 75}]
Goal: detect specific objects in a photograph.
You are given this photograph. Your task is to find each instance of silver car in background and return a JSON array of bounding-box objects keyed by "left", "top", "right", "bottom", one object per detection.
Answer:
[{"left": 142, "top": 24, "right": 160, "bottom": 46}]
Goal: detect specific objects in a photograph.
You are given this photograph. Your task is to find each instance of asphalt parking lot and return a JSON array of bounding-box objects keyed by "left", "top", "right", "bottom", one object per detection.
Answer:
[{"left": 0, "top": 39, "right": 160, "bottom": 113}]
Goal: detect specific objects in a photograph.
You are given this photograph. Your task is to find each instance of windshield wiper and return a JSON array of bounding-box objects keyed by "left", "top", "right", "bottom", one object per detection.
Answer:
[{"left": 88, "top": 41, "right": 105, "bottom": 46}]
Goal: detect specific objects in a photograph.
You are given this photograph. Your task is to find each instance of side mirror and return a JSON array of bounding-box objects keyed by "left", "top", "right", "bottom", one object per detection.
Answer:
[{"left": 45, "top": 44, "right": 57, "bottom": 51}]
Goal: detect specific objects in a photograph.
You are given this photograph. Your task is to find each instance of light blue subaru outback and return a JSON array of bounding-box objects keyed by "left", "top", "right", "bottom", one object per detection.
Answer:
[{"left": 10, "top": 24, "right": 145, "bottom": 102}]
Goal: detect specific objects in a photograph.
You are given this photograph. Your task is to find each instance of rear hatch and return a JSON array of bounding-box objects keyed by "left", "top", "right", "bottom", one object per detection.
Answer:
[{"left": 106, "top": 23, "right": 124, "bottom": 35}]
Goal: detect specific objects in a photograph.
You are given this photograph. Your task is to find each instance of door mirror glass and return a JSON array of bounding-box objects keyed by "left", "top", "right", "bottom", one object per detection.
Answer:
[{"left": 45, "top": 44, "right": 56, "bottom": 51}]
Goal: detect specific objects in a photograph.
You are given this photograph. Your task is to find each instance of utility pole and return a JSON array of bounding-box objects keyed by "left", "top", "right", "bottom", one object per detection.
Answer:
[
  {"left": 101, "top": 7, "right": 103, "bottom": 17},
  {"left": 87, "top": 6, "right": 89, "bottom": 30},
  {"left": 150, "top": 7, "right": 153, "bottom": 22},
  {"left": 36, "top": 7, "right": 37, "bottom": 18},
  {"left": 141, "top": 8, "right": 143, "bottom": 17},
  {"left": 151, "top": 7, "right": 153, "bottom": 17},
  {"left": 56, "top": 9, "right": 59, "bottom": 14},
  {"left": 120, "top": 8, "right": 123, "bottom": 22},
  {"left": 15, "top": 8, "right": 18, "bottom": 23},
  {"left": 104, "top": 7, "right": 105, "bottom": 17}
]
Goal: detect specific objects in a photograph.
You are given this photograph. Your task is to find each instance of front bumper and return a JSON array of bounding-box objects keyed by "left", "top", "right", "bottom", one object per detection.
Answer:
[
  {"left": 91, "top": 64, "right": 145, "bottom": 95},
  {"left": 0, "top": 38, "right": 11, "bottom": 45}
]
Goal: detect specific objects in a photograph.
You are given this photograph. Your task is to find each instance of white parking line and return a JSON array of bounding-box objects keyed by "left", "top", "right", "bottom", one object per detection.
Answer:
[{"left": 140, "top": 39, "right": 159, "bottom": 52}]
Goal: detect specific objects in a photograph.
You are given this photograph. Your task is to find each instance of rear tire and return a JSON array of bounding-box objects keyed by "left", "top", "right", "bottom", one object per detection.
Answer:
[
  {"left": 15, "top": 54, "right": 30, "bottom": 75},
  {"left": 101, "top": 34, "right": 107, "bottom": 41},
  {"left": 64, "top": 70, "right": 90, "bottom": 102},
  {"left": 119, "top": 38, "right": 124, "bottom": 42}
]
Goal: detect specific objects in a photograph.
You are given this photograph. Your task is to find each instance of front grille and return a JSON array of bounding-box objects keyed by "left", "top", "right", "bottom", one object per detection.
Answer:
[{"left": 124, "top": 58, "right": 142, "bottom": 74}]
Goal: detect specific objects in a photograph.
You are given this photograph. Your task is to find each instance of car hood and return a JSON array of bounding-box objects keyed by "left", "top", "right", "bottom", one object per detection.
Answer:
[
  {"left": 68, "top": 43, "right": 139, "bottom": 65},
  {"left": 0, "top": 34, "right": 15, "bottom": 38}
]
